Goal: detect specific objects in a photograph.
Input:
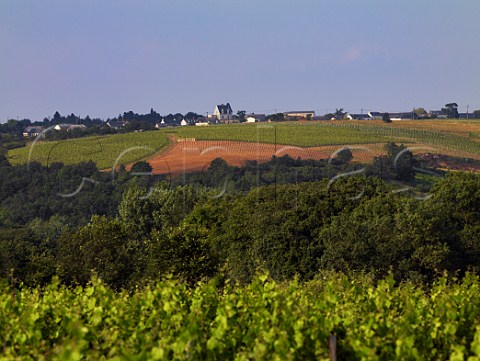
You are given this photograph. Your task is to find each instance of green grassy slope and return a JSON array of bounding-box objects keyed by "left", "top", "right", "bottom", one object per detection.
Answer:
[
  {"left": 170, "top": 121, "right": 480, "bottom": 154},
  {"left": 7, "top": 131, "right": 169, "bottom": 169}
]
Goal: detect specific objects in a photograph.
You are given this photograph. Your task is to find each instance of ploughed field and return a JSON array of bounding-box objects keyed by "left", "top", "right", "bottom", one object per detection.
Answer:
[
  {"left": 7, "top": 120, "right": 480, "bottom": 172},
  {"left": 140, "top": 139, "right": 388, "bottom": 175}
]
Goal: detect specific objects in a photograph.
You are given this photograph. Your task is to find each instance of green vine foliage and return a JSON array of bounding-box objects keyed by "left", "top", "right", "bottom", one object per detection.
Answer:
[{"left": 2, "top": 273, "right": 480, "bottom": 360}]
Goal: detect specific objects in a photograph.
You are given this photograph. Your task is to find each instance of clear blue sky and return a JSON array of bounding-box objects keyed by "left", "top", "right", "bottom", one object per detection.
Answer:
[{"left": 1, "top": 0, "right": 479, "bottom": 122}]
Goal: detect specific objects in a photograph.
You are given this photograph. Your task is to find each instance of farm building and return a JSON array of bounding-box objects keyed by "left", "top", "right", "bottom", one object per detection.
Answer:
[
  {"left": 245, "top": 113, "right": 266, "bottom": 123},
  {"left": 23, "top": 126, "right": 45, "bottom": 138},
  {"left": 284, "top": 111, "right": 315, "bottom": 120},
  {"left": 389, "top": 112, "right": 418, "bottom": 121},
  {"left": 106, "top": 120, "right": 129, "bottom": 129},
  {"left": 369, "top": 112, "right": 384, "bottom": 120},
  {"left": 347, "top": 113, "right": 373, "bottom": 120},
  {"left": 312, "top": 115, "right": 333, "bottom": 121},
  {"left": 54, "top": 124, "right": 87, "bottom": 131},
  {"left": 458, "top": 113, "right": 475, "bottom": 119},
  {"left": 429, "top": 111, "right": 448, "bottom": 119}
]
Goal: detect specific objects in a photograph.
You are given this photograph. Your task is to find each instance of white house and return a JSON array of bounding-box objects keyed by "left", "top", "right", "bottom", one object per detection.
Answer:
[
  {"left": 106, "top": 120, "right": 129, "bottom": 129},
  {"left": 213, "top": 103, "right": 233, "bottom": 121},
  {"left": 369, "top": 112, "right": 383, "bottom": 120},
  {"left": 347, "top": 113, "right": 372, "bottom": 120},
  {"left": 180, "top": 119, "right": 188, "bottom": 126},
  {"left": 54, "top": 124, "right": 70, "bottom": 131},
  {"left": 54, "top": 124, "right": 86, "bottom": 131},
  {"left": 245, "top": 113, "right": 266, "bottom": 123},
  {"left": 23, "top": 126, "right": 45, "bottom": 138},
  {"left": 155, "top": 120, "right": 167, "bottom": 128}
]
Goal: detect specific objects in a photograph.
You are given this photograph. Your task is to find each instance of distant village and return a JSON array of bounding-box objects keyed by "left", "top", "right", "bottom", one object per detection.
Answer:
[{"left": 17, "top": 102, "right": 479, "bottom": 138}]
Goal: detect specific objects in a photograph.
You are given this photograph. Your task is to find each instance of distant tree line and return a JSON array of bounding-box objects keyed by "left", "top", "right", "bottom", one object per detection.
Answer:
[{"left": 0, "top": 109, "right": 204, "bottom": 144}]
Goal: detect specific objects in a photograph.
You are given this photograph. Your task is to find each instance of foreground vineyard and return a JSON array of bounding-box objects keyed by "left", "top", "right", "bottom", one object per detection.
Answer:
[{"left": 2, "top": 274, "right": 480, "bottom": 360}]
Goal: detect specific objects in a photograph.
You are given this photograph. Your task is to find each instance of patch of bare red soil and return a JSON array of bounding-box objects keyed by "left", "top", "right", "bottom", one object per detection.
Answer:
[{"left": 143, "top": 139, "right": 385, "bottom": 176}]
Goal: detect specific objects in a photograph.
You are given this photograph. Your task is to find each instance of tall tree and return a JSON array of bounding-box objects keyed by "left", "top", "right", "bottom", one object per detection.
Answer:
[
  {"left": 382, "top": 112, "right": 391, "bottom": 123},
  {"left": 53, "top": 111, "right": 62, "bottom": 123},
  {"left": 173, "top": 113, "right": 184, "bottom": 122},
  {"left": 442, "top": 103, "right": 459, "bottom": 119},
  {"left": 184, "top": 112, "right": 201, "bottom": 121},
  {"left": 130, "top": 161, "right": 153, "bottom": 174},
  {"left": 268, "top": 113, "right": 285, "bottom": 121},
  {"left": 334, "top": 108, "right": 346, "bottom": 120},
  {"left": 164, "top": 114, "right": 175, "bottom": 123},
  {"left": 237, "top": 110, "right": 246, "bottom": 122},
  {"left": 414, "top": 108, "right": 427, "bottom": 117}
]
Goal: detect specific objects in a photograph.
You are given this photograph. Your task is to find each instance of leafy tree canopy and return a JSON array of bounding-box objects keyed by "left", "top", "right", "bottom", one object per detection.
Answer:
[{"left": 442, "top": 103, "right": 459, "bottom": 119}]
